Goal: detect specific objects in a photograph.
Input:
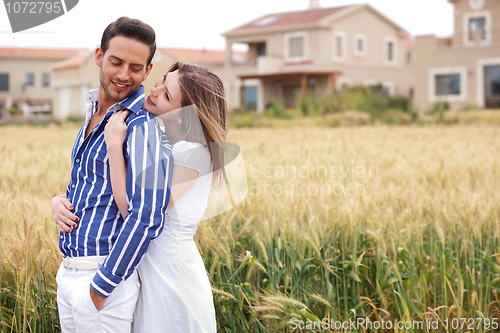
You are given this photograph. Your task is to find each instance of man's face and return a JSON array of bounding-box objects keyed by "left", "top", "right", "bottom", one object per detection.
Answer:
[{"left": 95, "top": 36, "right": 153, "bottom": 104}]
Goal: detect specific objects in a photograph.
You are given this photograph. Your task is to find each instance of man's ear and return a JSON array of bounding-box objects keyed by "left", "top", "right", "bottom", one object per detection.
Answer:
[
  {"left": 95, "top": 48, "right": 104, "bottom": 68},
  {"left": 142, "top": 63, "right": 153, "bottom": 83}
]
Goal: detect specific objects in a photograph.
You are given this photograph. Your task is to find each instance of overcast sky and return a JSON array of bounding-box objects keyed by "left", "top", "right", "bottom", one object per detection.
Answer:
[{"left": 0, "top": 0, "right": 454, "bottom": 51}]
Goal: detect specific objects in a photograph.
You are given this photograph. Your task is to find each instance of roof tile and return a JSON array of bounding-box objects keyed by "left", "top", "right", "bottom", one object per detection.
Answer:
[
  {"left": 0, "top": 47, "right": 82, "bottom": 59},
  {"left": 228, "top": 6, "right": 350, "bottom": 33},
  {"left": 161, "top": 48, "right": 246, "bottom": 65}
]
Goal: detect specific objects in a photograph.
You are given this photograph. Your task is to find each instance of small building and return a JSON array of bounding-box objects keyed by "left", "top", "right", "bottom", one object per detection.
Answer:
[
  {"left": 217, "top": 1, "right": 415, "bottom": 113},
  {"left": 414, "top": 0, "right": 500, "bottom": 111},
  {"left": 0, "top": 47, "right": 82, "bottom": 113}
]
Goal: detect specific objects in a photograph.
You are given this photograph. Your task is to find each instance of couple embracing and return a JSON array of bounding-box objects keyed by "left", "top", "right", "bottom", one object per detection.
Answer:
[{"left": 51, "top": 17, "right": 227, "bottom": 332}]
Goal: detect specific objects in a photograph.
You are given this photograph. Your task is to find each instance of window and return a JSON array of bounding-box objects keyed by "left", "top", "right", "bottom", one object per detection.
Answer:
[
  {"left": 463, "top": 11, "right": 491, "bottom": 45},
  {"left": 43, "top": 73, "right": 50, "bottom": 87},
  {"left": 284, "top": 31, "right": 308, "bottom": 61},
  {"left": 353, "top": 34, "right": 367, "bottom": 57},
  {"left": 435, "top": 74, "right": 461, "bottom": 96},
  {"left": 476, "top": 59, "right": 500, "bottom": 108},
  {"left": 0, "top": 74, "right": 8, "bottom": 91},
  {"left": 256, "top": 43, "right": 266, "bottom": 56},
  {"left": 428, "top": 67, "right": 467, "bottom": 102},
  {"left": 383, "top": 37, "right": 397, "bottom": 66},
  {"left": 469, "top": 17, "right": 486, "bottom": 41},
  {"left": 387, "top": 42, "right": 393, "bottom": 62},
  {"left": 332, "top": 31, "right": 346, "bottom": 62},
  {"left": 485, "top": 66, "right": 500, "bottom": 95},
  {"left": 244, "top": 86, "right": 258, "bottom": 110},
  {"left": 484, "top": 66, "right": 500, "bottom": 108},
  {"left": 26, "top": 73, "right": 34, "bottom": 86},
  {"left": 289, "top": 37, "right": 304, "bottom": 58},
  {"left": 336, "top": 37, "right": 343, "bottom": 57}
]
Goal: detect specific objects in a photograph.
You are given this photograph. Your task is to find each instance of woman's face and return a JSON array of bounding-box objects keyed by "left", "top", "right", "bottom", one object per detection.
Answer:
[{"left": 144, "top": 70, "right": 183, "bottom": 119}]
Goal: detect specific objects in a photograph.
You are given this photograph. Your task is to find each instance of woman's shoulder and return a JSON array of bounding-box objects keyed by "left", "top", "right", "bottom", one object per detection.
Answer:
[
  {"left": 172, "top": 140, "right": 211, "bottom": 172},
  {"left": 172, "top": 140, "right": 203, "bottom": 151}
]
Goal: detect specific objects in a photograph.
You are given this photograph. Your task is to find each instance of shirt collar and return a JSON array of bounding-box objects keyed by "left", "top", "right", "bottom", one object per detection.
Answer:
[
  {"left": 85, "top": 85, "right": 145, "bottom": 114},
  {"left": 117, "top": 85, "right": 145, "bottom": 114}
]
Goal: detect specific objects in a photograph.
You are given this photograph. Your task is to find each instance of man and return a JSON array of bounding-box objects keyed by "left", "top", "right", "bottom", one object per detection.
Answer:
[{"left": 51, "top": 17, "right": 172, "bottom": 332}]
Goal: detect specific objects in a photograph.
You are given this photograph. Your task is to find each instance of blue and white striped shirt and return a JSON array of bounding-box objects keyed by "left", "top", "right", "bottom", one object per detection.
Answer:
[{"left": 60, "top": 86, "right": 173, "bottom": 298}]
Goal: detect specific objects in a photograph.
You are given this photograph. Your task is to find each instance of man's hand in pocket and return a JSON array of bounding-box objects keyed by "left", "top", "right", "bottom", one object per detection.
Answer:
[{"left": 90, "top": 287, "right": 106, "bottom": 311}]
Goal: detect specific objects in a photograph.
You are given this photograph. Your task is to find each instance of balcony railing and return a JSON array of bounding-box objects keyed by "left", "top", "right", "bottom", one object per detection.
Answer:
[{"left": 256, "top": 56, "right": 283, "bottom": 74}]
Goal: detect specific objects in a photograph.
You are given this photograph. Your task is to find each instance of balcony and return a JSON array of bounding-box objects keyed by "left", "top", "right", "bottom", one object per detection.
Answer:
[{"left": 256, "top": 56, "right": 283, "bottom": 75}]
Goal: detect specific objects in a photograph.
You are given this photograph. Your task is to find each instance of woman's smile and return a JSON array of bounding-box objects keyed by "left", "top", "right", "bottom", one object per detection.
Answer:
[{"left": 147, "top": 95, "right": 156, "bottom": 106}]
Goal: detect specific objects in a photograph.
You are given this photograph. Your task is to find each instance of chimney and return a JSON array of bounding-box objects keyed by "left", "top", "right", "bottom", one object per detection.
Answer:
[{"left": 309, "top": 0, "right": 321, "bottom": 9}]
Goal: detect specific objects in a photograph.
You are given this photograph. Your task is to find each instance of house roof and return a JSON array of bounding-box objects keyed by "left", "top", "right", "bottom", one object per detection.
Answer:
[
  {"left": 0, "top": 47, "right": 82, "bottom": 59},
  {"left": 52, "top": 55, "right": 88, "bottom": 70},
  {"left": 160, "top": 47, "right": 246, "bottom": 65},
  {"left": 224, "top": 4, "right": 408, "bottom": 38},
  {"left": 51, "top": 47, "right": 247, "bottom": 70},
  {"left": 225, "top": 5, "right": 351, "bottom": 35}
]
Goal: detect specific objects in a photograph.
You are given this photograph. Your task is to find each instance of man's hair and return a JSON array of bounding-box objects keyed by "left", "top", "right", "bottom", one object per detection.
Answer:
[{"left": 100, "top": 17, "right": 156, "bottom": 65}]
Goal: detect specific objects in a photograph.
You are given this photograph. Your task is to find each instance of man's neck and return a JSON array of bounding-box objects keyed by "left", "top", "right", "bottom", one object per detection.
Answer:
[{"left": 96, "top": 89, "right": 117, "bottom": 116}]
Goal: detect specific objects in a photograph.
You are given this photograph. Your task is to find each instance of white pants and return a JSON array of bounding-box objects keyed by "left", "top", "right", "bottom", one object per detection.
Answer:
[{"left": 56, "top": 262, "right": 140, "bottom": 333}]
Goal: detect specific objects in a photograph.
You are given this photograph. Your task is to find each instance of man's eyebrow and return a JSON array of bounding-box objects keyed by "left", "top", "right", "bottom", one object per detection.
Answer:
[
  {"left": 110, "top": 55, "right": 123, "bottom": 62},
  {"left": 109, "top": 55, "right": 145, "bottom": 68}
]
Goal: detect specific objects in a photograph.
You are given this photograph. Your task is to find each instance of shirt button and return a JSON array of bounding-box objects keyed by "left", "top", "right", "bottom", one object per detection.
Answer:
[
  {"left": 60, "top": 235, "right": 63, "bottom": 239},
  {"left": 76, "top": 159, "right": 80, "bottom": 163},
  {"left": 72, "top": 184, "right": 75, "bottom": 188}
]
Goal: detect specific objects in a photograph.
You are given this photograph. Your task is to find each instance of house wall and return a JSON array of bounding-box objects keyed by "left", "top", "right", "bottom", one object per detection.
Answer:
[
  {"left": 0, "top": 57, "right": 62, "bottom": 108},
  {"left": 325, "top": 7, "right": 414, "bottom": 97},
  {"left": 451, "top": 0, "right": 500, "bottom": 47},
  {"left": 221, "top": 5, "right": 415, "bottom": 112},
  {"left": 327, "top": 9, "right": 407, "bottom": 68},
  {"left": 413, "top": 0, "right": 500, "bottom": 112},
  {"left": 52, "top": 55, "right": 99, "bottom": 119},
  {"left": 414, "top": 36, "right": 500, "bottom": 111}
]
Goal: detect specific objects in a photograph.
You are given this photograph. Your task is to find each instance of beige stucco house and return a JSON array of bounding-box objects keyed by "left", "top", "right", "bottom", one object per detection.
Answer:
[
  {"left": 51, "top": 47, "right": 238, "bottom": 119},
  {"left": 414, "top": 0, "right": 500, "bottom": 111},
  {"left": 0, "top": 47, "right": 81, "bottom": 113},
  {"left": 216, "top": 1, "right": 415, "bottom": 113}
]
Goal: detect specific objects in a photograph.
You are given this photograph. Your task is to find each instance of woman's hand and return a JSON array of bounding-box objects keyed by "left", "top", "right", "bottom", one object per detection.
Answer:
[
  {"left": 104, "top": 110, "right": 130, "bottom": 150},
  {"left": 51, "top": 195, "right": 79, "bottom": 233}
]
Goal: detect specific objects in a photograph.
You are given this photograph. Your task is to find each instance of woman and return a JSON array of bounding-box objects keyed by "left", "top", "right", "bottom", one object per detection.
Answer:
[{"left": 56, "top": 61, "right": 228, "bottom": 332}]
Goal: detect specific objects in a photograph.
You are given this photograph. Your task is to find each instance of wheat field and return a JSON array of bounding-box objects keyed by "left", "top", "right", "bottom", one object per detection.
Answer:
[{"left": 1, "top": 123, "right": 500, "bottom": 332}]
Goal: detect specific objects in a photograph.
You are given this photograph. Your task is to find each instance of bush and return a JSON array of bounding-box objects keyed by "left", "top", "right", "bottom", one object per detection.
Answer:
[
  {"left": 7, "top": 106, "right": 22, "bottom": 115},
  {"left": 264, "top": 101, "right": 293, "bottom": 119},
  {"left": 66, "top": 116, "right": 86, "bottom": 123},
  {"left": 377, "top": 110, "right": 413, "bottom": 125},
  {"left": 318, "top": 86, "right": 413, "bottom": 122},
  {"left": 340, "top": 110, "right": 371, "bottom": 126},
  {"left": 443, "top": 110, "right": 500, "bottom": 125},
  {"left": 426, "top": 102, "right": 449, "bottom": 119},
  {"left": 297, "top": 94, "right": 320, "bottom": 117},
  {"left": 319, "top": 94, "right": 341, "bottom": 114}
]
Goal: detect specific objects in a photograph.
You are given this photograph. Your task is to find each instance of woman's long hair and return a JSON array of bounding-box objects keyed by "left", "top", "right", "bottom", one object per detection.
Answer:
[{"left": 167, "top": 61, "right": 228, "bottom": 186}]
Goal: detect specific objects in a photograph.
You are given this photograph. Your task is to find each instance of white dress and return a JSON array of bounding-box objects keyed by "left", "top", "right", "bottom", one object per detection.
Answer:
[{"left": 133, "top": 140, "right": 216, "bottom": 333}]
